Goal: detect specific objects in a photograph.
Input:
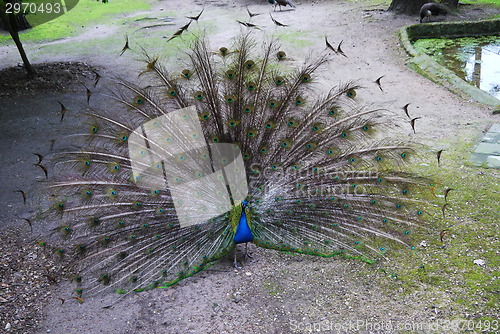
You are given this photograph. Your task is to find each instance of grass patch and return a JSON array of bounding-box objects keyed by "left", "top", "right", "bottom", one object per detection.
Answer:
[
  {"left": 461, "top": 0, "right": 500, "bottom": 5},
  {"left": 0, "top": 0, "right": 149, "bottom": 44},
  {"left": 275, "top": 30, "right": 315, "bottom": 48}
]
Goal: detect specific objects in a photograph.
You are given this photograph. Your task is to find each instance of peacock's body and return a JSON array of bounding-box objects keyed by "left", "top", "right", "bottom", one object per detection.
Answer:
[
  {"left": 419, "top": 3, "right": 447, "bottom": 23},
  {"left": 268, "top": 0, "right": 296, "bottom": 11},
  {"left": 40, "top": 33, "right": 437, "bottom": 298}
]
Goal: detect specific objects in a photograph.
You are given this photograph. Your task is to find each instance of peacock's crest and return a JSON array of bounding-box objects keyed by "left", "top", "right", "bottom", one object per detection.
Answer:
[{"left": 38, "top": 32, "right": 439, "bottom": 298}]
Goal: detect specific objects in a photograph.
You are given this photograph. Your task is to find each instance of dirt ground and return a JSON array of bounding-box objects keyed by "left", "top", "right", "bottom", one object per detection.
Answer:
[{"left": 0, "top": 0, "right": 499, "bottom": 333}]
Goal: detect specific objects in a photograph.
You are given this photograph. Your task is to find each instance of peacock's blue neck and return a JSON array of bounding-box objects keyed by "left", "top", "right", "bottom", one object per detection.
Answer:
[{"left": 233, "top": 201, "right": 253, "bottom": 244}]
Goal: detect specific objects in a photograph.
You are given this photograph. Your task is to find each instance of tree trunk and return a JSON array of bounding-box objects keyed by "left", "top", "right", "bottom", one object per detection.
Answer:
[
  {"left": 388, "top": 0, "right": 458, "bottom": 15},
  {"left": 388, "top": 0, "right": 430, "bottom": 15},
  {"left": 471, "top": 47, "right": 482, "bottom": 89},
  {"left": 1, "top": 1, "right": 36, "bottom": 78},
  {"left": 441, "top": 0, "right": 459, "bottom": 7},
  {"left": 0, "top": 8, "right": 31, "bottom": 31}
]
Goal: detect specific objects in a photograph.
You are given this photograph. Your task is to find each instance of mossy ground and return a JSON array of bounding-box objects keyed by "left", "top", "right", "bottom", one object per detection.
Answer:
[
  {"left": 373, "top": 132, "right": 499, "bottom": 323},
  {"left": 462, "top": 0, "right": 500, "bottom": 18}
]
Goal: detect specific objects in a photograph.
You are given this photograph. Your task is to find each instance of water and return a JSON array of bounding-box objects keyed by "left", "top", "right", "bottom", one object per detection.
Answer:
[{"left": 414, "top": 36, "right": 500, "bottom": 99}]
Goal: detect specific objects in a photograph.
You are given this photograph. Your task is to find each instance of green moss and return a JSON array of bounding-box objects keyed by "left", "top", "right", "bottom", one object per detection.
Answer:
[
  {"left": 263, "top": 281, "right": 284, "bottom": 296},
  {"left": 275, "top": 31, "right": 315, "bottom": 48},
  {"left": 374, "top": 130, "right": 499, "bottom": 320}
]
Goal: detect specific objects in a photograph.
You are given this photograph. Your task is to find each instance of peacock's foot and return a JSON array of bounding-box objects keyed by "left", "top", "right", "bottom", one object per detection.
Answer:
[{"left": 233, "top": 259, "right": 242, "bottom": 270}]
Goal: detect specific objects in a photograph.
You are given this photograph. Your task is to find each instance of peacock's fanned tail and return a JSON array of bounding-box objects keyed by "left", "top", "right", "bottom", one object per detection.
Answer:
[{"left": 40, "top": 33, "right": 437, "bottom": 297}]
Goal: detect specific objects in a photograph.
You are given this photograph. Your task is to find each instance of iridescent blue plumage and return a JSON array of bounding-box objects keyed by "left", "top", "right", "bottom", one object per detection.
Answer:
[{"left": 234, "top": 201, "right": 253, "bottom": 244}]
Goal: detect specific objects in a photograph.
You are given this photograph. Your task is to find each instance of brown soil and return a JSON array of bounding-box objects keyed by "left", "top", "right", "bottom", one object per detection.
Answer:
[
  {"left": 0, "top": 62, "right": 97, "bottom": 98},
  {"left": 0, "top": 0, "right": 499, "bottom": 333}
]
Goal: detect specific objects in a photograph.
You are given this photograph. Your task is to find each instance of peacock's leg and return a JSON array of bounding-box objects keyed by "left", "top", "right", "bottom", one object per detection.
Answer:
[
  {"left": 233, "top": 247, "right": 242, "bottom": 269},
  {"left": 244, "top": 243, "right": 253, "bottom": 259},
  {"left": 233, "top": 243, "right": 253, "bottom": 268}
]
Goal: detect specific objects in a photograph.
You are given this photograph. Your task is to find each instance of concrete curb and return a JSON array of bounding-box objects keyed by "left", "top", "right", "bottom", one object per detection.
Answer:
[{"left": 470, "top": 123, "right": 500, "bottom": 168}]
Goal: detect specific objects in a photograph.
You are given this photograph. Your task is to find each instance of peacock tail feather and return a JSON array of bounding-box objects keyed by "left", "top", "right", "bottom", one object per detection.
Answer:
[{"left": 38, "top": 32, "right": 439, "bottom": 298}]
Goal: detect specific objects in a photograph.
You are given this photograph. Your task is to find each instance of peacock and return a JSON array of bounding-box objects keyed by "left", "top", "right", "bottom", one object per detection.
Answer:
[
  {"left": 419, "top": 3, "right": 447, "bottom": 23},
  {"left": 268, "top": 0, "right": 296, "bottom": 11},
  {"left": 38, "top": 32, "right": 439, "bottom": 299}
]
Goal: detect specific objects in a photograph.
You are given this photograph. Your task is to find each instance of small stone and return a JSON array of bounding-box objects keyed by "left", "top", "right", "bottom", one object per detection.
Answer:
[
  {"left": 473, "top": 259, "right": 485, "bottom": 266},
  {"left": 5, "top": 323, "right": 11, "bottom": 330}
]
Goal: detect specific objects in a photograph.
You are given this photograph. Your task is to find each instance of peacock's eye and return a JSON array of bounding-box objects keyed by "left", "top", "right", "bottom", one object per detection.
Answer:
[
  {"left": 219, "top": 47, "right": 228, "bottom": 56},
  {"left": 301, "top": 73, "right": 311, "bottom": 83},
  {"left": 295, "top": 97, "right": 304, "bottom": 106},
  {"left": 194, "top": 91, "right": 204, "bottom": 100},
  {"left": 243, "top": 105, "right": 254, "bottom": 113},
  {"left": 166, "top": 88, "right": 177, "bottom": 99},
  {"left": 244, "top": 60, "right": 255, "bottom": 69},
  {"left": 346, "top": 88, "right": 356, "bottom": 98}
]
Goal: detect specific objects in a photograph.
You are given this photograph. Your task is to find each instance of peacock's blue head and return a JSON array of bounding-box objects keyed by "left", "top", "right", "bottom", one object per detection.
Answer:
[{"left": 242, "top": 200, "right": 248, "bottom": 207}]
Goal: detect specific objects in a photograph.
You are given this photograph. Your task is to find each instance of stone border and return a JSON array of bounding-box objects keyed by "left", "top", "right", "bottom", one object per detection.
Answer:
[
  {"left": 399, "top": 19, "right": 500, "bottom": 111},
  {"left": 469, "top": 123, "right": 500, "bottom": 168}
]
